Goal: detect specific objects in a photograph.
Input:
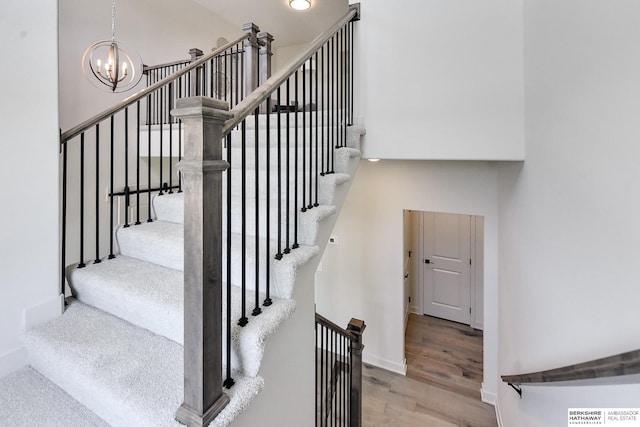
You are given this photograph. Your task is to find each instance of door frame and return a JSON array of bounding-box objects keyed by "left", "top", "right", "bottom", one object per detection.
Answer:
[{"left": 410, "top": 211, "right": 484, "bottom": 330}]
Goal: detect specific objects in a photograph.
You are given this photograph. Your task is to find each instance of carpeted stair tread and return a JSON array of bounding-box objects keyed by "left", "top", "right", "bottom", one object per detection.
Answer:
[
  {"left": 67, "top": 256, "right": 183, "bottom": 343},
  {"left": 151, "top": 192, "right": 335, "bottom": 245},
  {"left": 67, "top": 255, "right": 296, "bottom": 376},
  {"left": 0, "top": 366, "right": 109, "bottom": 427},
  {"left": 116, "top": 220, "right": 319, "bottom": 299},
  {"left": 153, "top": 192, "right": 183, "bottom": 224},
  {"left": 23, "top": 300, "right": 264, "bottom": 427},
  {"left": 117, "top": 220, "right": 183, "bottom": 270}
]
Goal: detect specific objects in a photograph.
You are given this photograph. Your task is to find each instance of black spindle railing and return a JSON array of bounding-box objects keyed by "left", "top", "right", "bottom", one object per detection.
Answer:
[
  {"left": 60, "top": 6, "right": 360, "bottom": 416},
  {"left": 315, "top": 314, "right": 365, "bottom": 427},
  {"left": 218, "top": 6, "right": 360, "bottom": 392}
]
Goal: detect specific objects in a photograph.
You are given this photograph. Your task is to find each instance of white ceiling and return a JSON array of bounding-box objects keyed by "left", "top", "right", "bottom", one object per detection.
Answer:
[{"left": 191, "top": 0, "right": 348, "bottom": 48}]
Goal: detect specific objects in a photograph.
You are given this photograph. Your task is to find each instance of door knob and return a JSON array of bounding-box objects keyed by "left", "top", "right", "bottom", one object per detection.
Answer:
[{"left": 424, "top": 259, "right": 431, "bottom": 264}]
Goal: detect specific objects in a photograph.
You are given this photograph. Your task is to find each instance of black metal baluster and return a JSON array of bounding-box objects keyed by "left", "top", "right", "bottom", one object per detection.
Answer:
[
  {"left": 315, "top": 322, "right": 319, "bottom": 427},
  {"left": 94, "top": 124, "right": 101, "bottom": 264},
  {"left": 275, "top": 87, "right": 283, "bottom": 260},
  {"left": 341, "top": 333, "right": 344, "bottom": 426},
  {"left": 78, "top": 133, "right": 86, "bottom": 268},
  {"left": 348, "top": 338, "right": 353, "bottom": 425},
  {"left": 236, "top": 44, "right": 245, "bottom": 104},
  {"left": 147, "top": 95, "right": 153, "bottom": 222},
  {"left": 332, "top": 35, "right": 340, "bottom": 154},
  {"left": 136, "top": 101, "right": 141, "bottom": 225},
  {"left": 321, "top": 325, "right": 326, "bottom": 426},
  {"left": 61, "top": 141, "right": 67, "bottom": 295},
  {"left": 333, "top": 330, "right": 337, "bottom": 427},
  {"left": 308, "top": 58, "right": 314, "bottom": 211},
  {"left": 224, "top": 132, "right": 235, "bottom": 389},
  {"left": 124, "top": 108, "right": 130, "bottom": 228},
  {"left": 284, "top": 78, "right": 291, "bottom": 255},
  {"left": 350, "top": 22, "right": 354, "bottom": 126},
  {"left": 264, "top": 97, "right": 273, "bottom": 307},
  {"left": 108, "top": 116, "right": 115, "bottom": 260},
  {"left": 239, "top": 119, "right": 248, "bottom": 327},
  {"left": 253, "top": 107, "right": 262, "bottom": 317},
  {"left": 229, "top": 46, "right": 238, "bottom": 106},
  {"left": 321, "top": 45, "right": 327, "bottom": 176},
  {"left": 342, "top": 26, "right": 347, "bottom": 146},
  {"left": 168, "top": 82, "right": 174, "bottom": 193},
  {"left": 178, "top": 77, "right": 183, "bottom": 193},
  {"left": 301, "top": 63, "right": 307, "bottom": 213},
  {"left": 314, "top": 50, "right": 320, "bottom": 207},
  {"left": 338, "top": 28, "right": 343, "bottom": 148},
  {"left": 223, "top": 50, "right": 228, "bottom": 103},
  {"left": 327, "top": 37, "right": 336, "bottom": 173},
  {"left": 293, "top": 71, "right": 299, "bottom": 250},
  {"left": 159, "top": 84, "right": 164, "bottom": 195}
]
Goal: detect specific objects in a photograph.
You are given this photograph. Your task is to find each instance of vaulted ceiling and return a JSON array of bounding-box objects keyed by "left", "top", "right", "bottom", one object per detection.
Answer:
[{"left": 191, "top": 0, "right": 348, "bottom": 47}]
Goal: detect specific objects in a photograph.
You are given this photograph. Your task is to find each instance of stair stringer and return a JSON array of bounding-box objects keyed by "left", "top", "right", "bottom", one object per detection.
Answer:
[{"left": 230, "top": 140, "right": 363, "bottom": 426}]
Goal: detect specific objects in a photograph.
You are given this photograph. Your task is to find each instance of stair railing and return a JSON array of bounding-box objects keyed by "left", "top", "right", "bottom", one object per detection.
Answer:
[
  {"left": 216, "top": 1, "right": 360, "bottom": 385},
  {"left": 59, "top": 23, "right": 273, "bottom": 294},
  {"left": 502, "top": 348, "right": 640, "bottom": 398},
  {"left": 170, "top": 4, "right": 361, "bottom": 424},
  {"left": 315, "top": 313, "right": 366, "bottom": 427}
]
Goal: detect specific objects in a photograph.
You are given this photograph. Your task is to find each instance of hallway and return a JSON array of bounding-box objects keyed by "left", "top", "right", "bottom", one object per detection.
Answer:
[{"left": 362, "top": 314, "right": 497, "bottom": 426}]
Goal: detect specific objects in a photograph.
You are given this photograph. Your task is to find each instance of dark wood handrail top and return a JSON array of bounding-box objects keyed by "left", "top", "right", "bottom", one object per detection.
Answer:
[
  {"left": 502, "top": 349, "right": 640, "bottom": 386},
  {"left": 315, "top": 312, "right": 361, "bottom": 342}
]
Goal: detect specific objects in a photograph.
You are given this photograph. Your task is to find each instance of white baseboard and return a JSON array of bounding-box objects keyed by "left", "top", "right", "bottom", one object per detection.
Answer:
[
  {"left": 495, "top": 400, "right": 504, "bottom": 427},
  {"left": 0, "top": 346, "right": 27, "bottom": 378},
  {"left": 24, "top": 293, "right": 64, "bottom": 330},
  {"left": 481, "top": 382, "right": 497, "bottom": 405},
  {"left": 481, "top": 384, "right": 503, "bottom": 426},
  {"left": 363, "top": 353, "right": 407, "bottom": 376}
]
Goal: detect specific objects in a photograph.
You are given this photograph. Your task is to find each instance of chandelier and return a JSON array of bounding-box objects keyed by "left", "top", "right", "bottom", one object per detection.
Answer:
[{"left": 82, "top": 0, "right": 142, "bottom": 93}]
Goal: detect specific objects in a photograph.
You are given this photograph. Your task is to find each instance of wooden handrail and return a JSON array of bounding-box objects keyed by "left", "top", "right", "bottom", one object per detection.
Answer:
[
  {"left": 143, "top": 59, "right": 190, "bottom": 73},
  {"left": 60, "top": 34, "right": 248, "bottom": 144},
  {"left": 502, "top": 349, "right": 640, "bottom": 387},
  {"left": 222, "top": 4, "right": 360, "bottom": 136},
  {"left": 316, "top": 312, "right": 361, "bottom": 342}
]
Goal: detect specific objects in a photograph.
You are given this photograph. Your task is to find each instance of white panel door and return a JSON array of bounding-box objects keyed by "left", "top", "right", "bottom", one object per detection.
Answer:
[{"left": 423, "top": 212, "right": 471, "bottom": 324}]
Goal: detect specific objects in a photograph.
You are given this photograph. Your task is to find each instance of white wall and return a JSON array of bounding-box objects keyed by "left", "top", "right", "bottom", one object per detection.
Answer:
[
  {"left": 0, "top": 0, "right": 61, "bottom": 376},
  {"left": 59, "top": 0, "right": 241, "bottom": 130},
  {"left": 315, "top": 159, "right": 500, "bottom": 398},
  {"left": 354, "top": 0, "right": 525, "bottom": 161},
  {"left": 497, "top": 1, "right": 640, "bottom": 425}
]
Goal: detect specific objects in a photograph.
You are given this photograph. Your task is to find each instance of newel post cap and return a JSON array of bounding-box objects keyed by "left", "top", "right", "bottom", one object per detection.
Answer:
[{"left": 170, "top": 96, "right": 234, "bottom": 122}]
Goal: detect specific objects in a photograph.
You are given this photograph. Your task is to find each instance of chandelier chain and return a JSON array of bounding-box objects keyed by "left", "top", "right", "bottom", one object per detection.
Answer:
[{"left": 111, "top": 0, "right": 116, "bottom": 42}]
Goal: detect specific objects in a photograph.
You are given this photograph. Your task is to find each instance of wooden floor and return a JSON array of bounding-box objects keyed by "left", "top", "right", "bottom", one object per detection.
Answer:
[{"left": 362, "top": 314, "right": 497, "bottom": 427}]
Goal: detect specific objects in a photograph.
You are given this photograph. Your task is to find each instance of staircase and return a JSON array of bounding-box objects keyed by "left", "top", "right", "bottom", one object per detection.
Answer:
[
  {"left": 0, "top": 6, "right": 363, "bottom": 426},
  {"left": 4, "top": 116, "right": 364, "bottom": 426}
]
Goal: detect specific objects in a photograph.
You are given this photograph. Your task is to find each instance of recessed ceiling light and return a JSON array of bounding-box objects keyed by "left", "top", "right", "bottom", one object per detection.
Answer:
[
  {"left": 290, "top": 0, "right": 311, "bottom": 11},
  {"left": 367, "top": 158, "right": 380, "bottom": 162}
]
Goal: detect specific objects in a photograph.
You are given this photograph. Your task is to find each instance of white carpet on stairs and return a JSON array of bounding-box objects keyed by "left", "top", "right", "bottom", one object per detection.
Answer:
[
  {"left": 67, "top": 254, "right": 297, "bottom": 377},
  {"left": 23, "top": 300, "right": 264, "bottom": 427},
  {"left": 0, "top": 367, "right": 109, "bottom": 427},
  {"left": 116, "top": 219, "right": 319, "bottom": 300}
]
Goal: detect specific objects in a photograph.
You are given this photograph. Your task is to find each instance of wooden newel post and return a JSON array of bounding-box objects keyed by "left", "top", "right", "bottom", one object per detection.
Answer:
[
  {"left": 243, "top": 22, "right": 260, "bottom": 99},
  {"left": 347, "top": 318, "right": 366, "bottom": 427},
  {"left": 171, "top": 97, "right": 233, "bottom": 427}
]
